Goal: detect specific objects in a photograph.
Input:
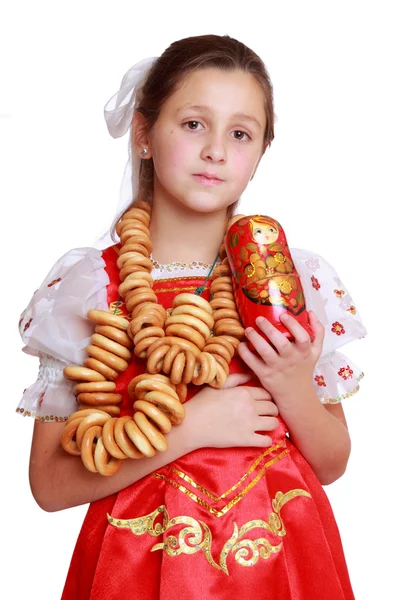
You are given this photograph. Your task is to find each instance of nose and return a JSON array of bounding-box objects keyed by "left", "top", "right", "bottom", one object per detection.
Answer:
[{"left": 200, "top": 131, "right": 227, "bottom": 163}]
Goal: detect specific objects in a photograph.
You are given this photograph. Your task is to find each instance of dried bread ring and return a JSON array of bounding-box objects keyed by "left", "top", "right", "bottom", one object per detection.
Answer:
[
  {"left": 182, "top": 350, "right": 196, "bottom": 384},
  {"left": 86, "top": 344, "right": 129, "bottom": 372},
  {"left": 213, "top": 309, "right": 240, "bottom": 323},
  {"left": 162, "top": 344, "right": 182, "bottom": 374},
  {"left": 126, "top": 291, "right": 158, "bottom": 313},
  {"left": 173, "top": 293, "right": 213, "bottom": 314},
  {"left": 143, "top": 391, "right": 185, "bottom": 425},
  {"left": 64, "top": 366, "right": 106, "bottom": 382},
  {"left": 79, "top": 404, "right": 120, "bottom": 417},
  {"left": 208, "top": 362, "right": 228, "bottom": 388},
  {"left": 202, "top": 342, "right": 232, "bottom": 364},
  {"left": 164, "top": 324, "right": 206, "bottom": 350},
  {"left": 94, "top": 325, "right": 132, "bottom": 348},
  {"left": 119, "top": 242, "right": 150, "bottom": 258},
  {"left": 210, "top": 298, "right": 236, "bottom": 310},
  {"left": 128, "top": 372, "right": 174, "bottom": 399},
  {"left": 207, "top": 336, "right": 235, "bottom": 358},
  {"left": 91, "top": 333, "right": 132, "bottom": 360},
  {"left": 166, "top": 315, "right": 210, "bottom": 340},
  {"left": 83, "top": 357, "right": 119, "bottom": 381},
  {"left": 170, "top": 352, "right": 186, "bottom": 384},
  {"left": 147, "top": 344, "right": 171, "bottom": 373},
  {"left": 171, "top": 304, "right": 214, "bottom": 329},
  {"left": 133, "top": 400, "right": 172, "bottom": 434},
  {"left": 87, "top": 309, "right": 129, "bottom": 331},
  {"left": 118, "top": 278, "right": 152, "bottom": 297},
  {"left": 77, "top": 392, "right": 123, "bottom": 406},
  {"left": 133, "top": 411, "right": 168, "bottom": 452},
  {"left": 124, "top": 419, "right": 156, "bottom": 457},
  {"left": 73, "top": 381, "right": 117, "bottom": 395},
  {"left": 80, "top": 425, "right": 103, "bottom": 473},
  {"left": 76, "top": 412, "right": 111, "bottom": 449},
  {"left": 134, "top": 378, "right": 179, "bottom": 401},
  {"left": 102, "top": 418, "right": 127, "bottom": 459},
  {"left": 114, "top": 416, "right": 144, "bottom": 459},
  {"left": 214, "top": 320, "right": 245, "bottom": 338},
  {"left": 192, "top": 353, "right": 211, "bottom": 386},
  {"left": 94, "top": 436, "right": 122, "bottom": 476},
  {"left": 120, "top": 263, "right": 146, "bottom": 281}
]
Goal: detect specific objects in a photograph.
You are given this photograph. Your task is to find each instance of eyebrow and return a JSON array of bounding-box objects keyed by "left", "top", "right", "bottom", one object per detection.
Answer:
[{"left": 177, "top": 104, "right": 262, "bottom": 130}]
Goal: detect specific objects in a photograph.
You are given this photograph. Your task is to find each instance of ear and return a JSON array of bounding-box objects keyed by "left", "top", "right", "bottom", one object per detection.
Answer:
[
  {"left": 132, "top": 111, "right": 153, "bottom": 160},
  {"left": 250, "top": 141, "right": 269, "bottom": 181}
]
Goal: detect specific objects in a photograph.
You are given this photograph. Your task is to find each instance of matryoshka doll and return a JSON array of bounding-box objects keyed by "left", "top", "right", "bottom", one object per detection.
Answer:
[{"left": 224, "top": 215, "right": 314, "bottom": 341}]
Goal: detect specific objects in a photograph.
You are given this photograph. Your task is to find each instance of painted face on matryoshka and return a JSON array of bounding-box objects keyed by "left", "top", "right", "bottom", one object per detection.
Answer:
[{"left": 250, "top": 217, "right": 279, "bottom": 245}]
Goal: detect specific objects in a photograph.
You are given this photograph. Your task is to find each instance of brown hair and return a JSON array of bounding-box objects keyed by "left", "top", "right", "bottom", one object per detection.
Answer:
[{"left": 115, "top": 34, "right": 274, "bottom": 236}]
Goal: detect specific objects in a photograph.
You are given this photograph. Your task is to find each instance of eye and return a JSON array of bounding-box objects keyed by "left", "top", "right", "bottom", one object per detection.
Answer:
[
  {"left": 183, "top": 120, "right": 204, "bottom": 131},
  {"left": 269, "top": 228, "right": 276, "bottom": 233},
  {"left": 232, "top": 130, "right": 250, "bottom": 141},
  {"left": 254, "top": 229, "right": 262, "bottom": 235}
]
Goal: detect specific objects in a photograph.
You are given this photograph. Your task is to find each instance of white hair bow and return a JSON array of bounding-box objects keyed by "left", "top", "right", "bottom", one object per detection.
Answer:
[{"left": 95, "top": 57, "right": 157, "bottom": 248}]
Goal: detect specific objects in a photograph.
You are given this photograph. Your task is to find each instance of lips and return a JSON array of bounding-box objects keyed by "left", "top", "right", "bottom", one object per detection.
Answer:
[{"left": 192, "top": 172, "right": 224, "bottom": 186}]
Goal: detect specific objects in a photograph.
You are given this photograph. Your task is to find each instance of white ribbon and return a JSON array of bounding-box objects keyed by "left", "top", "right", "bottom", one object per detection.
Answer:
[{"left": 95, "top": 57, "right": 157, "bottom": 248}]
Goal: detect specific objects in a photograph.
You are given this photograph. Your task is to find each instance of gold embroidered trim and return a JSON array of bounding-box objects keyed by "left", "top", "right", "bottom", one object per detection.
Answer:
[
  {"left": 15, "top": 408, "right": 68, "bottom": 422},
  {"left": 108, "top": 489, "right": 311, "bottom": 574},
  {"left": 165, "top": 441, "right": 286, "bottom": 502},
  {"left": 321, "top": 372, "right": 365, "bottom": 404},
  {"left": 153, "top": 448, "right": 290, "bottom": 517}
]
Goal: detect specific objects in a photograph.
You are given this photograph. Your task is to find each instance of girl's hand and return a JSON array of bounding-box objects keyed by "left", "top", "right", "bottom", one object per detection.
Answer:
[
  {"left": 237, "top": 310, "right": 325, "bottom": 406},
  {"left": 185, "top": 372, "right": 279, "bottom": 450}
]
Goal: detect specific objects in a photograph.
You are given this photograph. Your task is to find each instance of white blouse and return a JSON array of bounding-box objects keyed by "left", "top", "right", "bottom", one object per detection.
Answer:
[{"left": 17, "top": 247, "right": 367, "bottom": 421}]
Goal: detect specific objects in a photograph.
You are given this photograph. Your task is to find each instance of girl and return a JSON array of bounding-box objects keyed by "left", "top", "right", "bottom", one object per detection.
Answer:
[{"left": 18, "top": 34, "right": 366, "bottom": 599}]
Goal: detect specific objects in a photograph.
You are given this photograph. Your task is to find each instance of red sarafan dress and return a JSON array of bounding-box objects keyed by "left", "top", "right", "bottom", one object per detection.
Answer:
[{"left": 17, "top": 245, "right": 367, "bottom": 600}]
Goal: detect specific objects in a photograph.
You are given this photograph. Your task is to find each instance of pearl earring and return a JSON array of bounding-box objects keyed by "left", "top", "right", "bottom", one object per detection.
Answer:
[{"left": 141, "top": 148, "right": 148, "bottom": 157}]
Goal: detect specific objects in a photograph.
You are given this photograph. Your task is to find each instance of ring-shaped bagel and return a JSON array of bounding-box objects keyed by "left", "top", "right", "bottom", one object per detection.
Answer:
[
  {"left": 146, "top": 344, "right": 170, "bottom": 373},
  {"left": 118, "top": 278, "right": 151, "bottom": 297},
  {"left": 77, "top": 392, "right": 123, "bottom": 406},
  {"left": 210, "top": 298, "right": 237, "bottom": 310},
  {"left": 102, "top": 418, "right": 127, "bottom": 459},
  {"left": 91, "top": 333, "right": 132, "bottom": 360},
  {"left": 214, "top": 320, "right": 245, "bottom": 338},
  {"left": 73, "top": 381, "right": 117, "bottom": 395},
  {"left": 94, "top": 325, "right": 132, "bottom": 348},
  {"left": 202, "top": 342, "right": 232, "bottom": 364},
  {"left": 94, "top": 437, "right": 122, "bottom": 476},
  {"left": 165, "top": 314, "right": 210, "bottom": 340},
  {"left": 64, "top": 366, "right": 106, "bottom": 382},
  {"left": 126, "top": 291, "right": 158, "bottom": 313},
  {"left": 133, "top": 400, "right": 172, "bottom": 434},
  {"left": 86, "top": 345, "right": 129, "bottom": 372},
  {"left": 118, "top": 242, "right": 150, "bottom": 258},
  {"left": 128, "top": 372, "right": 174, "bottom": 399},
  {"left": 134, "top": 378, "right": 179, "bottom": 401},
  {"left": 172, "top": 293, "right": 213, "bottom": 314},
  {"left": 80, "top": 425, "right": 103, "bottom": 473},
  {"left": 133, "top": 411, "right": 168, "bottom": 452},
  {"left": 76, "top": 412, "right": 111, "bottom": 449},
  {"left": 213, "top": 309, "right": 240, "bottom": 323},
  {"left": 170, "top": 352, "right": 186, "bottom": 384},
  {"left": 192, "top": 353, "right": 211, "bottom": 386},
  {"left": 162, "top": 344, "right": 182, "bottom": 374},
  {"left": 78, "top": 404, "right": 121, "bottom": 417},
  {"left": 124, "top": 418, "right": 156, "bottom": 457},
  {"left": 83, "top": 357, "right": 119, "bottom": 381},
  {"left": 114, "top": 416, "right": 144, "bottom": 459},
  {"left": 143, "top": 390, "right": 185, "bottom": 425},
  {"left": 164, "top": 324, "right": 206, "bottom": 350},
  {"left": 87, "top": 309, "right": 129, "bottom": 331},
  {"left": 171, "top": 304, "right": 214, "bottom": 329},
  {"left": 182, "top": 350, "right": 196, "bottom": 384}
]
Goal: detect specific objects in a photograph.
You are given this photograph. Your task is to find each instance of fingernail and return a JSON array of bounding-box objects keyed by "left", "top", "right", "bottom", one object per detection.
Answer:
[
  {"left": 256, "top": 317, "right": 265, "bottom": 325},
  {"left": 280, "top": 313, "right": 289, "bottom": 321},
  {"left": 245, "top": 327, "right": 254, "bottom": 335}
]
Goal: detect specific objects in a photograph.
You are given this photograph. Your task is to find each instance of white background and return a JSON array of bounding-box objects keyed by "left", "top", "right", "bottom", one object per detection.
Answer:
[{"left": 1, "top": 1, "right": 399, "bottom": 598}]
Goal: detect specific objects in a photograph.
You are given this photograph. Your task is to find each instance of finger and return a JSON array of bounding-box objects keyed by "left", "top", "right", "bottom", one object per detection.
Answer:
[
  {"left": 251, "top": 433, "right": 272, "bottom": 448},
  {"left": 238, "top": 341, "right": 271, "bottom": 378},
  {"left": 221, "top": 371, "right": 253, "bottom": 389},
  {"left": 255, "top": 317, "right": 293, "bottom": 357},
  {"left": 243, "top": 325, "right": 279, "bottom": 364},
  {"left": 247, "top": 388, "right": 273, "bottom": 401},
  {"left": 256, "top": 416, "right": 279, "bottom": 431},
  {"left": 279, "top": 313, "right": 311, "bottom": 350},
  {"left": 309, "top": 311, "right": 325, "bottom": 353},
  {"left": 255, "top": 400, "right": 279, "bottom": 417}
]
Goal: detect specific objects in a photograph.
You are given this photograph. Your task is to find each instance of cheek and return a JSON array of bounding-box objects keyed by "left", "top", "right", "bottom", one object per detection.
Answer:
[
  {"left": 155, "top": 132, "right": 194, "bottom": 172},
  {"left": 231, "top": 147, "right": 258, "bottom": 179}
]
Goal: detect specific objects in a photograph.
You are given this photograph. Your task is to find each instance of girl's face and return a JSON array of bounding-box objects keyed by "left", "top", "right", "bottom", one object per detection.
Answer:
[{"left": 147, "top": 68, "right": 267, "bottom": 214}]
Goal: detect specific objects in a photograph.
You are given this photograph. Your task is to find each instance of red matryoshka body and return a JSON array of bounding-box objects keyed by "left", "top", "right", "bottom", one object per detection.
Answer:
[{"left": 224, "top": 215, "right": 314, "bottom": 341}]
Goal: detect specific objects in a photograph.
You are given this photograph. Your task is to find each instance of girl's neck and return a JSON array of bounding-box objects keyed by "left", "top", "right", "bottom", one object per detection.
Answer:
[{"left": 149, "top": 197, "right": 228, "bottom": 266}]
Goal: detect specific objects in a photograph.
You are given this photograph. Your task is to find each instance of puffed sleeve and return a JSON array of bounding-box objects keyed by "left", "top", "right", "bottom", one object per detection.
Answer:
[
  {"left": 17, "top": 247, "right": 109, "bottom": 421},
  {"left": 292, "top": 248, "right": 366, "bottom": 404}
]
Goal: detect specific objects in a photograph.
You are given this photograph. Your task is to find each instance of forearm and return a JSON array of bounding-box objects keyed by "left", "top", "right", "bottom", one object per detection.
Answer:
[
  {"left": 276, "top": 385, "right": 351, "bottom": 485},
  {"left": 30, "top": 417, "right": 196, "bottom": 513}
]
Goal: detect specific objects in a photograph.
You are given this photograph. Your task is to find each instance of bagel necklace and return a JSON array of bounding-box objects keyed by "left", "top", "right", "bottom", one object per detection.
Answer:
[{"left": 61, "top": 200, "right": 245, "bottom": 476}]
